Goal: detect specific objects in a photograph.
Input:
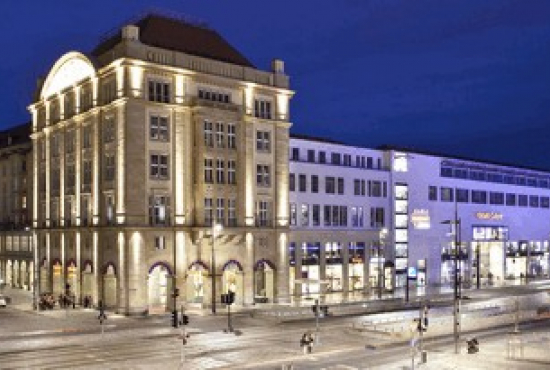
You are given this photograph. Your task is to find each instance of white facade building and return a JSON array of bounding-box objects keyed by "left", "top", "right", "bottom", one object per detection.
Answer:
[{"left": 290, "top": 137, "right": 550, "bottom": 299}]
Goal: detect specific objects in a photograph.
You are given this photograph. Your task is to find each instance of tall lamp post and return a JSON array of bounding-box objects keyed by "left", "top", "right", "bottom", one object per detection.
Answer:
[
  {"left": 211, "top": 222, "right": 223, "bottom": 314},
  {"left": 378, "top": 228, "right": 388, "bottom": 299},
  {"left": 476, "top": 242, "right": 480, "bottom": 290},
  {"left": 442, "top": 215, "right": 461, "bottom": 355}
]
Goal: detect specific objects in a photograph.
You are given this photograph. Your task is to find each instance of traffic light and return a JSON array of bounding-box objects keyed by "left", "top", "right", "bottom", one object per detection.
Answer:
[
  {"left": 311, "top": 305, "right": 318, "bottom": 314},
  {"left": 172, "top": 310, "right": 179, "bottom": 328},
  {"left": 228, "top": 291, "right": 235, "bottom": 305},
  {"left": 181, "top": 314, "right": 189, "bottom": 325}
]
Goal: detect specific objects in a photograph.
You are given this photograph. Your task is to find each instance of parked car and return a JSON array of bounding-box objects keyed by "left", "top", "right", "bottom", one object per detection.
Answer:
[{"left": 0, "top": 295, "right": 7, "bottom": 308}]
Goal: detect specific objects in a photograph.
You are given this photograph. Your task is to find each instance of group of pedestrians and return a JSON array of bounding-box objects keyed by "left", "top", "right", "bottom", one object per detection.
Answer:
[{"left": 38, "top": 292, "right": 76, "bottom": 310}]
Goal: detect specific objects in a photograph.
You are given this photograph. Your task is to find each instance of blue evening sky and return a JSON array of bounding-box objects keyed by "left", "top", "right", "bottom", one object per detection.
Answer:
[{"left": 1, "top": 0, "right": 550, "bottom": 168}]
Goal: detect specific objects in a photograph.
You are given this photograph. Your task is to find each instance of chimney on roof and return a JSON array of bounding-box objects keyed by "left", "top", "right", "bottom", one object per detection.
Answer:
[
  {"left": 122, "top": 25, "right": 139, "bottom": 41},
  {"left": 272, "top": 59, "right": 285, "bottom": 74}
]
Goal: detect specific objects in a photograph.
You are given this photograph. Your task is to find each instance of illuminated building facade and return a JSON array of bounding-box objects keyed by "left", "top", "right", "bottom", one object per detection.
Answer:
[
  {"left": 26, "top": 14, "right": 293, "bottom": 314},
  {"left": 0, "top": 124, "right": 34, "bottom": 291}
]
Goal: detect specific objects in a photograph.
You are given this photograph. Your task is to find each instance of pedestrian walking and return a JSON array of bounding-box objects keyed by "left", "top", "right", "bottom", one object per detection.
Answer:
[{"left": 300, "top": 333, "right": 308, "bottom": 354}]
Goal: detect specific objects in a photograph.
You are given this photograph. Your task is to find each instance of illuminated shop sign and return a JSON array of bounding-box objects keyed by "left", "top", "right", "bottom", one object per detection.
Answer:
[
  {"left": 472, "top": 226, "right": 509, "bottom": 241},
  {"left": 411, "top": 209, "right": 430, "bottom": 229},
  {"left": 475, "top": 212, "right": 503, "bottom": 221},
  {"left": 408, "top": 266, "right": 417, "bottom": 278}
]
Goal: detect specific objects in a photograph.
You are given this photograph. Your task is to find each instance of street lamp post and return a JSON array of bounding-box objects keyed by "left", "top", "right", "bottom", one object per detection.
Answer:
[
  {"left": 442, "top": 215, "right": 460, "bottom": 355},
  {"left": 378, "top": 228, "right": 388, "bottom": 300},
  {"left": 211, "top": 222, "right": 223, "bottom": 314},
  {"left": 476, "top": 242, "right": 480, "bottom": 290}
]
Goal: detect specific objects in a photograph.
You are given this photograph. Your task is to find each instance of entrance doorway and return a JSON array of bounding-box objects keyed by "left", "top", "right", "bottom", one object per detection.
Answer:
[
  {"left": 148, "top": 263, "right": 171, "bottom": 314},
  {"left": 222, "top": 260, "right": 243, "bottom": 305},
  {"left": 102, "top": 264, "right": 117, "bottom": 308},
  {"left": 254, "top": 259, "right": 275, "bottom": 303},
  {"left": 187, "top": 261, "right": 207, "bottom": 304}
]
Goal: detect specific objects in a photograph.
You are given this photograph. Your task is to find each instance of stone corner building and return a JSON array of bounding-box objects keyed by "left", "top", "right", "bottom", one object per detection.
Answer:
[{"left": 28, "top": 14, "right": 294, "bottom": 314}]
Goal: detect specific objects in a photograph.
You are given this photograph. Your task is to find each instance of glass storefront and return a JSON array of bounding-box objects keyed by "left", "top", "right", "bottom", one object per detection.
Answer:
[
  {"left": 325, "top": 242, "right": 343, "bottom": 292},
  {"left": 348, "top": 242, "right": 365, "bottom": 290},
  {"left": 301, "top": 242, "right": 321, "bottom": 294}
]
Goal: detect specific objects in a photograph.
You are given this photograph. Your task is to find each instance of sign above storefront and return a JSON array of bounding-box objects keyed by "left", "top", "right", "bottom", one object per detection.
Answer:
[
  {"left": 475, "top": 212, "right": 503, "bottom": 221},
  {"left": 411, "top": 209, "right": 430, "bottom": 229}
]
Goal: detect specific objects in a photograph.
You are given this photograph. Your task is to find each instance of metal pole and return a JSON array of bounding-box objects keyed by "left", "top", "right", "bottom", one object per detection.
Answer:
[
  {"left": 405, "top": 271, "right": 410, "bottom": 302},
  {"left": 315, "top": 298, "right": 320, "bottom": 344},
  {"left": 419, "top": 304, "right": 424, "bottom": 357},
  {"left": 453, "top": 217, "right": 460, "bottom": 354},
  {"left": 211, "top": 222, "right": 216, "bottom": 314},
  {"left": 476, "top": 243, "right": 480, "bottom": 289},
  {"left": 378, "top": 239, "right": 383, "bottom": 299},
  {"left": 173, "top": 228, "right": 178, "bottom": 327}
]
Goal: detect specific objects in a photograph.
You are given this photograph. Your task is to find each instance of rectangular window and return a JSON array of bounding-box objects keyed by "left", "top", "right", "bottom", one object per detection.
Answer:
[
  {"left": 204, "top": 158, "right": 213, "bottom": 183},
  {"left": 370, "top": 207, "right": 385, "bottom": 228},
  {"left": 323, "top": 205, "right": 331, "bottom": 226},
  {"left": 367, "top": 157, "right": 373, "bottom": 169},
  {"left": 289, "top": 173, "right": 295, "bottom": 192},
  {"left": 228, "top": 198, "right": 237, "bottom": 226},
  {"left": 82, "top": 160, "right": 92, "bottom": 187},
  {"left": 216, "top": 198, "right": 225, "bottom": 224},
  {"left": 354, "top": 179, "right": 361, "bottom": 196},
  {"left": 82, "top": 125, "right": 92, "bottom": 149},
  {"left": 254, "top": 99, "right": 272, "bottom": 119},
  {"left": 203, "top": 120, "right": 214, "bottom": 147},
  {"left": 307, "top": 150, "right": 315, "bottom": 163},
  {"left": 154, "top": 236, "right": 166, "bottom": 250},
  {"left": 256, "top": 165, "right": 270, "bottom": 187},
  {"left": 472, "top": 190, "right": 487, "bottom": 204},
  {"left": 529, "top": 195, "right": 539, "bottom": 208},
  {"left": 66, "top": 164, "right": 75, "bottom": 190},
  {"left": 351, "top": 206, "right": 358, "bottom": 227},
  {"left": 331, "top": 153, "right": 341, "bottom": 165},
  {"left": 518, "top": 194, "right": 528, "bottom": 207},
  {"left": 339, "top": 206, "right": 348, "bottom": 226},
  {"left": 104, "top": 153, "right": 116, "bottom": 182},
  {"left": 149, "top": 195, "right": 170, "bottom": 225},
  {"left": 104, "top": 194, "right": 115, "bottom": 224},
  {"left": 370, "top": 181, "right": 382, "bottom": 197},
  {"left": 227, "top": 160, "right": 236, "bottom": 185},
  {"left": 312, "top": 204, "right": 320, "bottom": 226},
  {"left": 291, "top": 148, "right": 300, "bottom": 161},
  {"left": 456, "top": 188, "right": 469, "bottom": 203},
  {"left": 429, "top": 186, "right": 437, "bottom": 201},
  {"left": 227, "top": 123, "right": 236, "bottom": 149},
  {"left": 290, "top": 203, "right": 297, "bottom": 226},
  {"left": 103, "top": 117, "right": 116, "bottom": 144},
  {"left": 325, "top": 177, "right": 335, "bottom": 194},
  {"left": 150, "top": 115, "right": 169, "bottom": 141},
  {"left": 81, "top": 196, "right": 90, "bottom": 225},
  {"left": 311, "top": 175, "right": 319, "bottom": 193},
  {"left": 541, "top": 196, "right": 550, "bottom": 208},
  {"left": 256, "top": 131, "right": 270, "bottom": 151},
  {"left": 440, "top": 187, "right": 454, "bottom": 202},
  {"left": 216, "top": 159, "right": 225, "bottom": 184},
  {"left": 319, "top": 151, "right": 326, "bottom": 164},
  {"left": 506, "top": 193, "right": 516, "bottom": 206},
  {"left": 300, "top": 204, "right": 309, "bottom": 226},
  {"left": 299, "top": 174, "right": 307, "bottom": 192},
  {"left": 216, "top": 122, "right": 225, "bottom": 148},
  {"left": 489, "top": 192, "right": 504, "bottom": 205},
  {"left": 204, "top": 198, "right": 213, "bottom": 226},
  {"left": 337, "top": 177, "right": 344, "bottom": 194},
  {"left": 343, "top": 154, "right": 351, "bottom": 166},
  {"left": 150, "top": 154, "right": 169, "bottom": 180},
  {"left": 65, "top": 130, "right": 75, "bottom": 154},
  {"left": 148, "top": 80, "right": 170, "bottom": 103},
  {"left": 257, "top": 200, "right": 270, "bottom": 226}
]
